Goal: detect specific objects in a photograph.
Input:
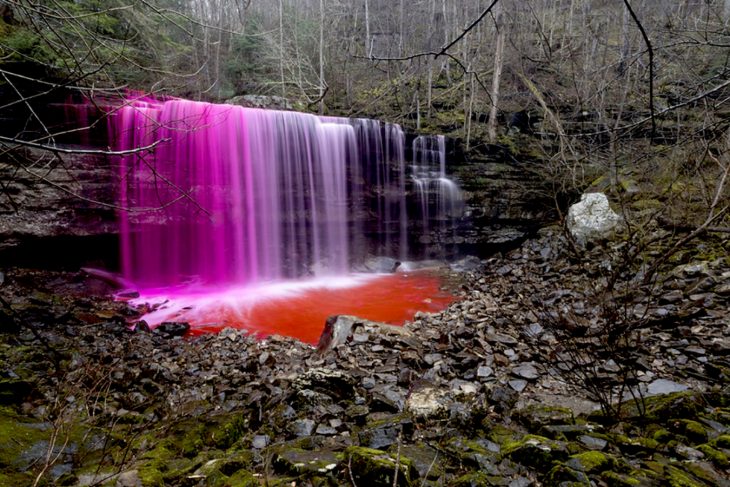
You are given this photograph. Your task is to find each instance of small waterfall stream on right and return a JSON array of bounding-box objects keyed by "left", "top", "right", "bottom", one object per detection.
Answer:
[{"left": 411, "top": 135, "right": 464, "bottom": 259}]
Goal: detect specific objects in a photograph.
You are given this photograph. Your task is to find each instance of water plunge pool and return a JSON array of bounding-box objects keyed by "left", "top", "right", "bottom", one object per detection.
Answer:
[{"left": 127, "top": 270, "right": 456, "bottom": 344}]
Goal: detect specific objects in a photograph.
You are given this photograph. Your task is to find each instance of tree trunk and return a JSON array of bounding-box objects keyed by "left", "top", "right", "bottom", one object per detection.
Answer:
[
  {"left": 364, "top": 0, "right": 370, "bottom": 57},
  {"left": 279, "top": 0, "right": 285, "bottom": 97},
  {"left": 619, "top": 4, "right": 630, "bottom": 76},
  {"left": 487, "top": 5, "right": 505, "bottom": 144},
  {"left": 319, "top": 0, "right": 325, "bottom": 113}
]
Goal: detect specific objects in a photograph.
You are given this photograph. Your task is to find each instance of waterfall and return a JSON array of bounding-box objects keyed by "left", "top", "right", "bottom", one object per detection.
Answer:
[
  {"left": 411, "top": 135, "right": 464, "bottom": 251},
  {"left": 111, "top": 98, "right": 462, "bottom": 288}
]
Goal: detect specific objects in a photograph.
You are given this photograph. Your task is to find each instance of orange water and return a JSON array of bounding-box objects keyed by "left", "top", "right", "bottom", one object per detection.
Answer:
[{"left": 134, "top": 272, "right": 455, "bottom": 344}]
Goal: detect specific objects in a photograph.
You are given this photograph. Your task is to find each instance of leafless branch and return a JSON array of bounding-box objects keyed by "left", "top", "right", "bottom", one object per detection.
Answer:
[
  {"left": 622, "top": 0, "right": 656, "bottom": 138},
  {"left": 0, "top": 135, "right": 167, "bottom": 156}
]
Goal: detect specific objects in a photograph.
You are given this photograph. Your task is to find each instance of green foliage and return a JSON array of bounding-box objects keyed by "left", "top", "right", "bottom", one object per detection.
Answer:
[
  {"left": 0, "top": 25, "right": 59, "bottom": 66},
  {"left": 224, "top": 20, "right": 273, "bottom": 96}
]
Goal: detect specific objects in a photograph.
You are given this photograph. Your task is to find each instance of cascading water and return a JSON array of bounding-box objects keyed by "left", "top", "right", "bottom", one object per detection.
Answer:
[
  {"left": 411, "top": 135, "right": 464, "bottom": 253},
  {"left": 108, "top": 97, "right": 464, "bottom": 340},
  {"left": 115, "top": 100, "right": 363, "bottom": 287}
]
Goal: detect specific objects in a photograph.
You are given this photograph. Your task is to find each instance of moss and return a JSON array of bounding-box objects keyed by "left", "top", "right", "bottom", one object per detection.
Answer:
[
  {"left": 670, "top": 420, "right": 708, "bottom": 444},
  {"left": 652, "top": 428, "right": 673, "bottom": 443},
  {"left": 710, "top": 434, "right": 730, "bottom": 449},
  {"left": 515, "top": 404, "right": 574, "bottom": 431},
  {"left": 696, "top": 444, "right": 729, "bottom": 468},
  {"left": 186, "top": 459, "right": 231, "bottom": 487},
  {"left": 618, "top": 177, "right": 639, "bottom": 193},
  {"left": 502, "top": 434, "right": 568, "bottom": 470},
  {"left": 212, "top": 414, "right": 249, "bottom": 449},
  {"left": 227, "top": 469, "right": 259, "bottom": 486},
  {"left": 0, "top": 472, "right": 35, "bottom": 486},
  {"left": 546, "top": 464, "right": 591, "bottom": 484},
  {"left": 685, "top": 461, "right": 727, "bottom": 485},
  {"left": 0, "top": 406, "right": 49, "bottom": 468},
  {"left": 486, "top": 424, "right": 521, "bottom": 446},
  {"left": 631, "top": 199, "right": 663, "bottom": 211},
  {"left": 449, "top": 472, "right": 498, "bottom": 486},
  {"left": 601, "top": 470, "right": 641, "bottom": 486},
  {"left": 443, "top": 437, "right": 497, "bottom": 470},
  {"left": 624, "top": 391, "right": 702, "bottom": 422},
  {"left": 496, "top": 135, "right": 519, "bottom": 155},
  {"left": 138, "top": 467, "right": 165, "bottom": 487},
  {"left": 566, "top": 451, "right": 613, "bottom": 473},
  {"left": 135, "top": 441, "right": 194, "bottom": 486},
  {"left": 663, "top": 465, "right": 704, "bottom": 487},
  {"left": 273, "top": 446, "right": 339, "bottom": 476},
  {"left": 344, "top": 446, "right": 417, "bottom": 487},
  {"left": 365, "top": 412, "right": 411, "bottom": 429},
  {"left": 610, "top": 433, "right": 658, "bottom": 455}
]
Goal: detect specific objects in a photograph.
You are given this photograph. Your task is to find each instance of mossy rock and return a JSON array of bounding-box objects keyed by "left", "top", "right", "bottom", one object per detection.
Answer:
[
  {"left": 211, "top": 414, "right": 250, "bottom": 449},
  {"left": 0, "top": 407, "right": 49, "bottom": 468},
  {"left": 273, "top": 446, "right": 339, "bottom": 476},
  {"left": 711, "top": 434, "right": 730, "bottom": 449},
  {"left": 662, "top": 464, "right": 708, "bottom": 487},
  {"left": 138, "top": 466, "right": 165, "bottom": 487},
  {"left": 449, "top": 471, "right": 509, "bottom": 486},
  {"left": 502, "top": 434, "right": 568, "bottom": 471},
  {"left": 443, "top": 437, "right": 499, "bottom": 470},
  {"left": 514, "top": 404, "right": 574, "bottom": 432},
  {"left": 133, "top": 441, "right": 197, "bottom": 485},
  {"left": 683, "top": 461, "right": 729, "bottom": 486},
  {"left": 486, "top": 424, "right": 521, "bottom": 446},
  {"left": 600, "top": 470, "right": 643, "bottom": 486},
  {"left": 539, "top": 424, "right": 599, "bottom": 442},
  {"left": 651, "top": 428, "right": 674, "bottom": 444},
  {"left": 343, "top": 446, "right": 418, "bottom": 487},
  {"left": 668, "top": 419, "right": 708, "bottom": 444},
  {"left": 696, "top": 444, "right": 728, "bottom": 468},
  {"left": 546, "top": 464, "right": 590, "bottom": 485},
  {"left": 184, "top": 458, "right": 257, "bottom": 487},
  {"left": 0, "top": 472, "right": 35, "bottom": 486},
  {"left": 610, "top": 433, "right": 658, "bottom": 456},
  {"left": 224, "top": 452, "right": 256, "bottom": 476},
  {"left": 390, "top": 444, "right": 443, "bottom": 480},
  {"left": 624, "top": 392, "right": 703, "bottom": 422},
  {"left": 645, "top": 461, "right": 713, "bottom": 487},
  {"left": 565, "top": 451, "right": 615, "bottom": 473}
]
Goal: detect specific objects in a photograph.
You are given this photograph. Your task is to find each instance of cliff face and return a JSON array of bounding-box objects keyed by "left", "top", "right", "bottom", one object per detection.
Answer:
[
  {"left": 0, "top": 150, "right": 120, "bottom": 268},
  {"left": 0, "top": 102, "right": 556, "bottom": 272},
  {"left": 446, "top": 140, "right": 557, "bottom": 255}
]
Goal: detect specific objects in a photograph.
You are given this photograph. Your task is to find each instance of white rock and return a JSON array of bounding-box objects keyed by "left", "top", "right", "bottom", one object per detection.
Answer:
[
  {"left": 646, "top": 378, "right": 688, "bottom": 396},
  {"left": 405, "top": 387, "right": 449, "bottom": 418},
  {"left": 567, "top": 193, "right": 622, "bottom": 245}
]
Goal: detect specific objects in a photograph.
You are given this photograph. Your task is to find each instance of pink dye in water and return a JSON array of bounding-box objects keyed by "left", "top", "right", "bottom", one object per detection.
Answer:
[{"left": 109, "top": 98, "right": 461, "bottom": 337}]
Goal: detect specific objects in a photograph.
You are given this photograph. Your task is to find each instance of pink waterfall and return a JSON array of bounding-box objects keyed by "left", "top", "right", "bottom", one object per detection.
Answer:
[{"left": 110, "top": 98, "right": 463, "bottom": 288}]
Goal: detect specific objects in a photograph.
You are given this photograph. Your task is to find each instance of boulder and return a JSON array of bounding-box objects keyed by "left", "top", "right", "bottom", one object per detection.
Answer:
[
  {"left": 566, "top": 193, "right": 622, "bottom": 245},
  {"left": 316, "top": 315, "right": 412, "bottom": 353},
  {"left": 363, "top": 256, "right": 401, "bottom": 273}
]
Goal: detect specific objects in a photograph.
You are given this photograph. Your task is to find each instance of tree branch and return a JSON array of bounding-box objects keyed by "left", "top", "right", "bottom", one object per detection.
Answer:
[
  {"left": 622, "top": 0, "right": 655, "bottom": 139},
  {"left": 0, "top": 136, "right": 167, "bottom": 156}
]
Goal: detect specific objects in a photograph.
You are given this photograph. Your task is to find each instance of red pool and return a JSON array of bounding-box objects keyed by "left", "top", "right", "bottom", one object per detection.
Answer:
[{"left": 130, "top": 271, "right": 455, "bottom": 344}]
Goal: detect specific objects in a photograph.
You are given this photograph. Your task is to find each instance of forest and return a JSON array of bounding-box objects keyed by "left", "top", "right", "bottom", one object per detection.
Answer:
[{"left": 0, "top": 1, "right": 729, "bottom": 486}]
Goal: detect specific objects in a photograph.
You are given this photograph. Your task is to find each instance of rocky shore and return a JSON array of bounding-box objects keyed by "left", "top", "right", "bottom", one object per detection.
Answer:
[{"left": 0, "top": 227, "right": 728, "bottom": 486}]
